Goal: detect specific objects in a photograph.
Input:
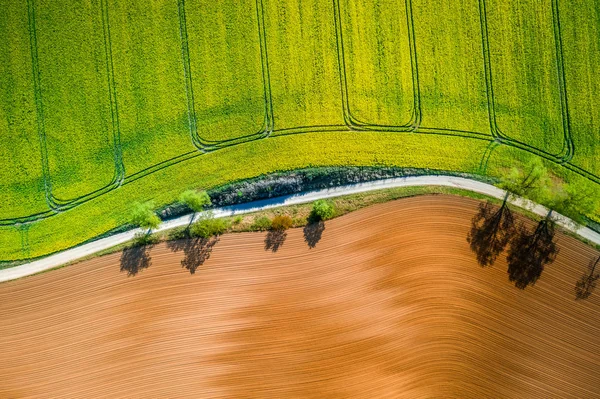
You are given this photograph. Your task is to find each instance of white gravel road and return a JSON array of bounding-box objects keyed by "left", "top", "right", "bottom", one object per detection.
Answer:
[{"left": 1, "top": 175, "right": 598, "bottom": 282}]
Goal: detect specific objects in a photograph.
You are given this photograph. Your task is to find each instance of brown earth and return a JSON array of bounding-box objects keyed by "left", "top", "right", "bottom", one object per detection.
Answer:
[{"left": 1, "top": 195, "right": 600, "bottom": 398}]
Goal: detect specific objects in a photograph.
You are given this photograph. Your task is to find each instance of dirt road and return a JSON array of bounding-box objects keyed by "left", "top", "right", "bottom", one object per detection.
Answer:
[{"left": 1, "top": 195, "right": 599, "bottom": 398}]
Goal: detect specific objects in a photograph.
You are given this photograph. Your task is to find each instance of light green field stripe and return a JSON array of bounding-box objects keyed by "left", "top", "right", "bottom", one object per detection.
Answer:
[
  {"left": 265, "top": 0, "right": 345, "bottom": 131},
  {"left": 0, "top": 132, "right": 489, "bottom": 261},
  {"left": 110, "top": 0, "right": 194, "bottom": 176},
  {"left": 413, "top": 0, "right": 490, "bottom": 134},
  {"left": 559, "top": 0, "right": 600, "bottom": 175},
  {"left": 486, "top": 0, "right": 565, "bottom": 155},
  {"left": 0, "top": 0, "right": 48, "bottom": 220},
  {"left": 338, "top": 0, "right": 414, "bottom": 127},
  {"left": 185, "top": 0, "right": 267, "bottom": 143},
  {"left": 34, "top": 0, "right": 116, "bottom": 201}
]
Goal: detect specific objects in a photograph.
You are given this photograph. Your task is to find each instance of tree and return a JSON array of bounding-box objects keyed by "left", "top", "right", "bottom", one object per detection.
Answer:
[
  {"left": 167, "top": 236, "right": 219, "bottom": 274},
  {"left": 500, "top": 158, "right": 550, "bottom": 202},
  {"left": 131, "top": 202, "right": 161, "bottom": 235},
  {"left": 506, "top": 210, "right": 559, "bottom": 289},
  {"left": 575, "top": 256, "right": 600, "bottom": 300},
  {"left": 311, "top": 199, "right": 335, "bottom": 221},
  {"left": 467, "top": 159, "right": 550, "bottom": 268},
  {"left": 180, "top": 190, "right": 211, "bottom": 232},
  {"left": 467, "top": 193, "right": 516, "bottom": 267},
  {"left": 553, "top": 181, "right": 599, "bottom": 226},
  {"left": 265, "top": 215, "right": 292, "bottom": 252},
  {"left": 504, "top": 171, "right": 569, "bottom": 290}
]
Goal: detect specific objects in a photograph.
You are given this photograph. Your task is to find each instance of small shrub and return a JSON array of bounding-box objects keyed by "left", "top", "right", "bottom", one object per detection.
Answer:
[
  {"left": 233, "top": 215, "right": 243, "bottom": 225},
  {"left": 311, "top": 199, "right": 335, "bottom": 221},
  {"left": 271, "top": 215, "right": 293, "bottom": 231},
  {"left": 251, "top": 216, "right": 272, "bottom": 231},
  {"left": 191, "top": 215, "right": 230, "bottom": 238}
]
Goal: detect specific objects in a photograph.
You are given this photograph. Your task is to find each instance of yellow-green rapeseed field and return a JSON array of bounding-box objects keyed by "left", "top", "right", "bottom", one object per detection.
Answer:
[{"left": 1, "top": 0, "right": 599, "bottom": 262}]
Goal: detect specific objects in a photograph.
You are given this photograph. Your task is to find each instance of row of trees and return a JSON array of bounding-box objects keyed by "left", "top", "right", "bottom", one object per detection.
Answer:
[
  {"left": 468, "top": 159, "right": 600, "bottom": 294},
  {"left": 123, "top": 190, "right": 336, "bottom": 274}
]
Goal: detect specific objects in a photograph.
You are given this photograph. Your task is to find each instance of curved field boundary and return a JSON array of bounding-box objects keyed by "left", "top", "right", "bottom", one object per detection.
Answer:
[
  {"left": 24, "top": 0, "right": 124, "bottom": 212},
  {"left": 3, "top": 174, "right": 600, "bottom": 283},
  {"left": 4, "top": 117, "right": 600, "bottom": 227},
  {"left": 333, "top": 0, "right": 421, "bottom": 132},
  {"left": 478, "top": 0, "right": 574, "bottom": 164},
  {"left": 177, "top": 0, "right": 273, "bottom": 152}
]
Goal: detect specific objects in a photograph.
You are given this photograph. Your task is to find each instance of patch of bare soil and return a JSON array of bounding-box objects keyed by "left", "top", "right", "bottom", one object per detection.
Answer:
[{"left": 1, "top": 196, "right": 599, "bottom": 398}]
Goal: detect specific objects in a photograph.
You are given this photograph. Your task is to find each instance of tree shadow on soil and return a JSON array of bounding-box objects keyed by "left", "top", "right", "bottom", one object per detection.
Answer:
[
  {"left": 120, "top": 244, "right": 154, "bottom": 277},
  {"left": 167, "top": 237, "right": 219, "bottom": 274},
  {"left": 265, "top": 230, "right": 287, "bottom": 252},
  {"left": 303, "top": 221, "right": 325, "bottom": 249},
  {"left": 467, "top": 201, "right": 516, "bottom": 267},
  {"left": 506, "top": 219, "right": 559, "bottom": 289},
  {"left": 575, "top": 256, "right": 600, "bottom": 300}
]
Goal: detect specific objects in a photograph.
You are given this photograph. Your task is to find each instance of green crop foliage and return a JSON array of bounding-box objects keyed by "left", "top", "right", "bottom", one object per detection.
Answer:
[
  {"left": 338, "top": 0, "right": 415, "bottom": 127},
  {"left": 0, "top": 1, "right": 48, "bottom": 220},
  {"left": 558, "top": 0, "right": 600, "bottom": 176},
  {"left": 412, "top": 0, "right": 491, "bottom": 134},
  {"left": 35, "top": 0, "right": 117, "bottom": 200},
  {"left": 110, "top": 0, "right": 195, "bottom": 176},
  {"left": 486, "top": 0, "right": 567, "bottom": 156},
  {"left": 265, "top": 0, "right": 345, "bottom": 131},
  {"left": 185, "top": 0, "right": 267, "bottom": 142},
  {"left": 1, "top": 0, "right": 600, "bottom": 264}
]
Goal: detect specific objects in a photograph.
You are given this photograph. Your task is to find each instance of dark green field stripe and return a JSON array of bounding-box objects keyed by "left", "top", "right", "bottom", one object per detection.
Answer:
[
  {"left": 551, "top": 0, "right": 574, "bottom": 163},
  {"left": 478, "top": 140, "right": 501, "bottom": 174},
  {"left": 100, "top": 0, "right": 125, "bottom": 181},
  {"left": 256, "top": 0, "right": 274, "bottom": 135},
  {"left": 26, "top": 0, "right": 53, "bottom": 212},
  {"left": 176, "top": 0, "right": 202, "bottom": 150}
]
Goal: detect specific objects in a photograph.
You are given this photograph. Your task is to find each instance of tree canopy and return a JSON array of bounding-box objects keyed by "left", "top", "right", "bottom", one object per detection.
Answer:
[
  {"left": 499, "top": 158, "right": 550, "bottom": 202},
  {"left": 131, "top": 202, "right": 161, "bottom": 231},
  {"left": 311, "top": 199, "right": 335, "bottom": 221},
  {"left": 179, "top": 190, "right": 211, "bottom": 213}
]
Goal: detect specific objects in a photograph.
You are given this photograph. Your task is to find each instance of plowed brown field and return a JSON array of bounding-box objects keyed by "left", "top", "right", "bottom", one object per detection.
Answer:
[{"left": 1, "top": 196, "right": 600, "bottom": 398}]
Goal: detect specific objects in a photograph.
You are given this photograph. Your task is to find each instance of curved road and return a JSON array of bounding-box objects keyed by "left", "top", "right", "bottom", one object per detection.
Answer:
[{"left": 2, "top": 175, "right": 599, "bottom": 282}]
